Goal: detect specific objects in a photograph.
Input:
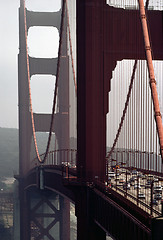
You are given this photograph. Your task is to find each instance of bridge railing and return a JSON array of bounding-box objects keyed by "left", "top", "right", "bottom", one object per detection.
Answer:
[
  {"left": 107, "top": 149, "right": 163, "bottom": 176},
  {"left": 31, "top": 149, "right": 77, "bottom": 169},
  {"left": 31, "top": 148, "right": 163, "bottom": 218}
]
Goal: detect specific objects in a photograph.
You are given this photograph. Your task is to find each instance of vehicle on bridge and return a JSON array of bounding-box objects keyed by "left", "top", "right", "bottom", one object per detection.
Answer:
[
  {"left": 138, "top": 193, "right": 145, "bottom": 199},
  {"left": 108, "top": 172, "right": 115, "bottom": 178},
  {"left": 134, "top": 184, "right": 141, "bottom": 189},
  {"left": 151, "top": 199, "right": 158, "bottom": 206},
  {"left": 153, "top": 185, "right": 162, "bottom": 193},
  {"left": 145, "top": 183, "right": 151, "bottom": 189},
  {"left": 123, "top": 183, "right": 130, "bottom": 190},
  {"left": 154, "top": 193, "right": 162, "bottom": 200}
]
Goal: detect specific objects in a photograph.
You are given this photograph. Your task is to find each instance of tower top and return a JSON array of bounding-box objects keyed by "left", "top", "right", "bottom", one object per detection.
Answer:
[{"left": 20, "top": 0, "right": 24, "bottom": 7}]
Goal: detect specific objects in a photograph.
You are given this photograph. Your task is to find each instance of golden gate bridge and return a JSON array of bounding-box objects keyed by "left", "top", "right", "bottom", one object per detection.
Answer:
[{"left": 15, "top": 0, "right": 163, "bottom": 239}]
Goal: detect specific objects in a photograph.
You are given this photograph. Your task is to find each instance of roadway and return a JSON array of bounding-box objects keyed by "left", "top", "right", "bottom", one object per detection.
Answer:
[{"left": 107, "top": 169, "right": 163, "bottom": 217}]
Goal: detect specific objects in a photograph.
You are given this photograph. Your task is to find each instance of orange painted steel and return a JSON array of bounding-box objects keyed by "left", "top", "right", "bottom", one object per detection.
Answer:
[{"left": 138, "top": 0, "right": 163, "bottom": 161}]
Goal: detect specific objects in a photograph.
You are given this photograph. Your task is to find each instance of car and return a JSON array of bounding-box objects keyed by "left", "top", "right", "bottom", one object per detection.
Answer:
[
  {"left": 147, "top": 175, "right": 154, "bottom": 182},
  {"left": 151, "top": 199, "right": 158, "bottom": 206},
  {"left": 138, "top": 173, "right": 144, "bottom": 178},
  {"left": 154, "top": 193, "right": 162, "bottom": 200},
  {"left": 130, "top": 181, "right": 135, "bottom": 186},
  {"left": 119, "top": 179, "right": 125, "bottom": 184},
  {"left": 142, "top": 175, "right": 146, "bottom": 180},
  {"left": 145, "top": 183, "right": 151, "bottom": 189},
  {"left": 108, "top": 172, "right": 115, "bottom": 178},
  {"left": 108, "top": 177, "right": 111, "bottom": 182},
  {"left": 108, "top": 183, "right": 114, "bottom": 188},
  {"left": 129, "top": 178, "right": 135, "bottom": 184},
  {"left": 134, "top": 184, "right": 141, "bottom": 189},
  {"left": 61, "top": 162, "right": 69, "bottom": 167},
  {"left": 130, "top": 176, "right": 137, "bottom": 181},
  {"left": 154, "top": 177, "right": 159, "bottom": 182},
  {"left": 123, "top": 183, "right": 130, "bottom": 190},
  {"left": 132, "top": 170, "right": 138, "bottom": 175},
  {"left": 138, "top": 193, "right": 145, "bottom": 199},
  {"left": 115, "top": 172, "right": 120, "bottom": 176},
  {"left": 153, "top": 185, "right": 162, "bottom": 193},
  {"left": 70, "top": 164, "right": 76, "bottom": 169},
  {"left": 115, "top": 177, "right": 120, "bottom": 181},
  {"left": 147, "top": 179, "right": 153, "bottom": 185}
]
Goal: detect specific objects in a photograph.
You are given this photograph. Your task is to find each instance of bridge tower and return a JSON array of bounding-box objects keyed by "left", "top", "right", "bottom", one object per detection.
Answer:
[
  {"left": 17, "top": 0, "right": 70, "bottom": 239},
  {"left": 16, "top": 0, "right": 163, "bottom": 239},
  {"left": 18, "top": 1, "right": 69, "bottom": 176},
  {"left": 77, "top": 0, "right": 163, "bottom": 184},
  {"left": 76, "top": 0, "right": 163, "bottom": 239}
]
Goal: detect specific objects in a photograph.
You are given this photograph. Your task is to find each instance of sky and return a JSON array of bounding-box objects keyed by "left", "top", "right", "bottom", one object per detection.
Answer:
[
  {"left": 0, "top": 0, "right": 162, "bottom": 130},
  {"left": 0, "top": 0, "right": 61, "bottom": 129},
  {"left": 0, "top": 0, "right": 19, "bottom": 128}
]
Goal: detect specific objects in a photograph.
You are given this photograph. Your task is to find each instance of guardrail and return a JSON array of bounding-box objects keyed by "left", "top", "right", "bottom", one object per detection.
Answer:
[
  {"left": 31, "top": 149, "right": 162, "bottom": 218},
  {"left": 31, "top": 149, "right": 77, "bottom": 168}
]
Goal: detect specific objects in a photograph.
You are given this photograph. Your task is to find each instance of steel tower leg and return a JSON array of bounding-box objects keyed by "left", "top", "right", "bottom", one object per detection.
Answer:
[
  {"left": 13, "top": 181, "right": 20, "bottom": 240},
  {"left": 19, "top": 179, "right": 30, "bottom": 240},
  {"left": 27, "top": 189, "right": 70, "bottom": 240},
  {"left": 60, "top": 197, "right": 70, "bottom": 240},
  {"left": 76, "top": 186, "right": 106, "bottom": 240},
  {"left": 77, "top": 0, "right": 107, "bottom": 182}
]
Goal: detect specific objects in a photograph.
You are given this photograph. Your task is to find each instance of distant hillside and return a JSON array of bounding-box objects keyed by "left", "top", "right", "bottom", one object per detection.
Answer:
[
  {"left": 0, "top": 128, "right": 19, "bottom": 178},
  {"left": 0, "top": 127, "right": 77, "bottom": 178}
]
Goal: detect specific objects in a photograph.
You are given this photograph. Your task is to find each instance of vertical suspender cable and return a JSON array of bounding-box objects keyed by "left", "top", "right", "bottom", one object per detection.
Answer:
[
  {"left": 131, "top": 65, "right": 133, "bottom": 166},
  {"left": 140, "top": 61, "right": 143, "bottom": 169},
  {"left": 146, "top": 63, "right": 149, "bottom": 170},
  {"left": 107, "top": 61, "right": 138, "bottom": 160},
  {"left": 138, "top": 0, "right": 163, "bottom": 162},
  {"left": 137, "top": 62, "right": 140, "bottom": 168},
  {"left": 142, "top": 61, "right": 145, "bottom": 169}
]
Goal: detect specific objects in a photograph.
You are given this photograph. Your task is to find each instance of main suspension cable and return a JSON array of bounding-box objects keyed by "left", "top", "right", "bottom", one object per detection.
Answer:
[{"left": 23, "top": 0, "right": 66, "bottom": 163}]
